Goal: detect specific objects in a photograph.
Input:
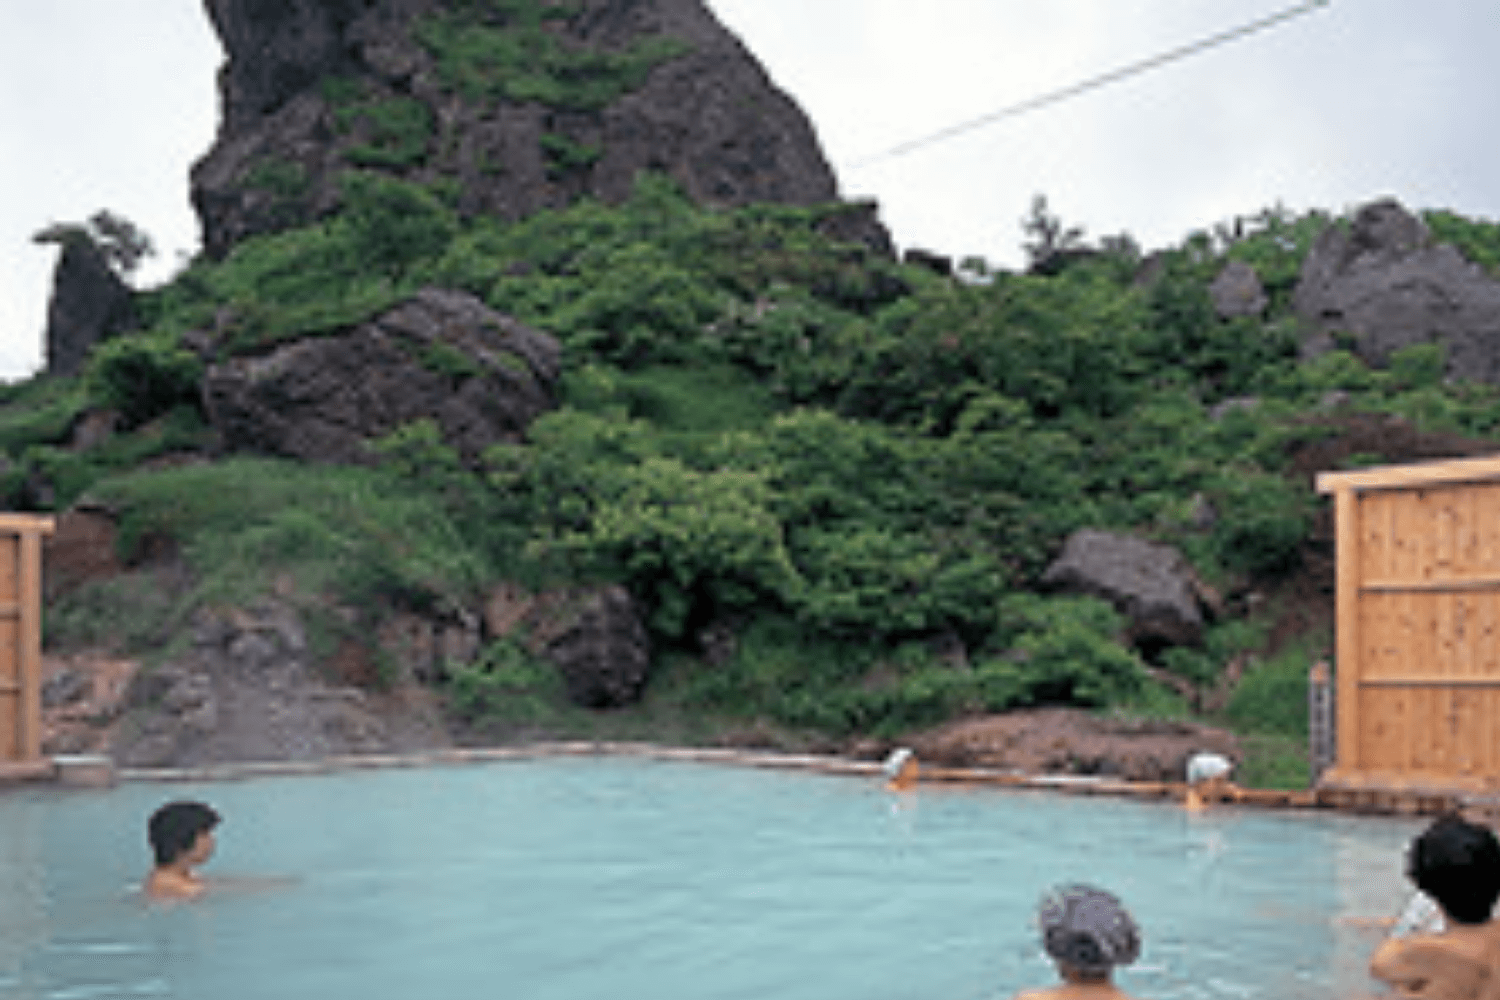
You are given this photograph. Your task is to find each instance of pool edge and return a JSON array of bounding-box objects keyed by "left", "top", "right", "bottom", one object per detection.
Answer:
[{"left": 5, "top": 743, "right": 1494, "bottom": 820}]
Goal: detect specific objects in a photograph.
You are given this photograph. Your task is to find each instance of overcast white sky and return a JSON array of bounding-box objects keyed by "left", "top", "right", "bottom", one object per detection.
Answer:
[{"left": 3, "top": 1, "right": 1498, "bottom": 381}]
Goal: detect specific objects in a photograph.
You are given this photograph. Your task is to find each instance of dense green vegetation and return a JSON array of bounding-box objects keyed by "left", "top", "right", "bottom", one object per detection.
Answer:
[
  {"left": 12, "top": 170, "right": 1500, "bottom": 786},
  {"left": 416, "top": 0, "right": 690, "bottom": 111}
]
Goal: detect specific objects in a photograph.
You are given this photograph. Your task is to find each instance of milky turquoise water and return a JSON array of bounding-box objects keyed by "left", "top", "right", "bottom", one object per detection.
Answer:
[{"left": 0, "top": 757, "right": 1423, "bottom": 1000}]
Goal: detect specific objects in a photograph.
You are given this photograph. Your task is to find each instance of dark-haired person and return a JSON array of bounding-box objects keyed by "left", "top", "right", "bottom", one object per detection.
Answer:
[
  {"left": 143, "top": 800, "right": 220, "bottom": 901},
  {"left": 1014, "top": 883, "right": 1144, "bottom": 1000},
  {"left": 1370, "top": 814, "right": 1500, "bottom": 1000}
]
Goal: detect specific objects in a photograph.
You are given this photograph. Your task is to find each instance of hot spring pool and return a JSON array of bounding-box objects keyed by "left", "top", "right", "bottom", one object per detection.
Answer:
[{"left": 1, "top": 756, "right": 1424, "bottom": 1000}]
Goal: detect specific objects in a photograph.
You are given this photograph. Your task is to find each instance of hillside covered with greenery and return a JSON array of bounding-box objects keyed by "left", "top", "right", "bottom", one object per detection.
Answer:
[{"left": 9, "top": 171, "right": 1500, "bottom": 785}]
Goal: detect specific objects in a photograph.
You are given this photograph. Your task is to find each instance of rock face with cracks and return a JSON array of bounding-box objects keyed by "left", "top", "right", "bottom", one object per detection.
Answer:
[
  {"left": 201, "top": 287, "right": 561, "bottom": 465},
  {"left": 192, "top": 0, "right": 889, "bottom": 259},
  {"left": 1294, "top": 197, "right": 1500, "bottom": 384}
]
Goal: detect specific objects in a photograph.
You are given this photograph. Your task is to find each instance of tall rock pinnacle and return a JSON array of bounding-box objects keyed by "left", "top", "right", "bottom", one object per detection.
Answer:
[{"left": 191, "top": 0, "right": 885, "bottom": 259}]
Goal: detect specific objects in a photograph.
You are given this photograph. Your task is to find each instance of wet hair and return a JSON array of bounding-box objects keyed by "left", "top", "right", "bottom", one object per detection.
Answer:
[
  {"left": 1406, "top": 814, "right": 1500, "bottom": 925},
  {"left": 1037, "top": 883, "right": 1141, "bottom": 980},
  {"left": 148, "top": 800, "right": 220, "bottom": 867}
]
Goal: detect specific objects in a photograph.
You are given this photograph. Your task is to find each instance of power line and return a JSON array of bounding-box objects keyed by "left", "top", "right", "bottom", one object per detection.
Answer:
[{"left": 848, "top": 0, "right": 1330, "bottom": 168}]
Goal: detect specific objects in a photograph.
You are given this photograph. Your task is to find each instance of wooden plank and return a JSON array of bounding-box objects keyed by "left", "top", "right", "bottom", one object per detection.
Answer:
[
  {"left": 0, "top": 514, "right": 54, "bottom": 535},
  {"left": 1489, "top": 690, "right": 1500, "bottom": 778},
  {"left": 1361, "top": 489, "right": 1391, "bottom": 582},
  {"left": 1362, "top": 575, "right": 1500, "bottom": 594},
  {"left": 1361, "top": 688, "right": 1404, "bottom": 770},
  {"left": 1450, "top": 688, "right": 1483, "bottom": 777},
  {"left": 1358, "top": 676, "right": 1500, "bottom": 688},
  {"left": 1408, "top": 686, "right": 1431, "bottom": 772},
  {"left": 0, "top": 583, "right": 13, "bottom": 763},
  {"left": 0, "top": 535, "right": 15, "bottom": 605},
  {"left": 1317, "top": 454, "right": 1500, "bottom": 495},
  {"left": 19, "top": 528, "right": 42, "bottom": 762},
  {"left": 1335, "top": 487, "right": 1362, "bottom": 770},
  {"left": 0, "top": 691, "right": 16, "bottom": 760}
]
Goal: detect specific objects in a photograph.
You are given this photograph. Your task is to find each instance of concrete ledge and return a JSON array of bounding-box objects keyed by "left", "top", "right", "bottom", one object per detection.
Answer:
[
  {"left": 53, "top": 754, "right": 117, "bottom": 788},
  {"left": 0, "top": 758, "right": 57, "bottom": 785}
]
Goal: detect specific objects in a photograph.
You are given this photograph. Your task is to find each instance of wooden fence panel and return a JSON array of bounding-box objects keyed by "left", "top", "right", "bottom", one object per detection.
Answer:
[
  {"left": 1318, "top": 458, "right": 1500, "bottom": 794},
  {"left": 0, "top": 517, "right": 52, "bottom": 766},
  {"left": 0, "top": 532, "right": 20, "bottom": 761}
]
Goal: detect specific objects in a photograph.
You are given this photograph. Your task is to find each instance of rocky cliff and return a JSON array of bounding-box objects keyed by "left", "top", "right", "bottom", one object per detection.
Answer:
[{"left": 192, "top": 0, "right": 883, "bottom": 259}]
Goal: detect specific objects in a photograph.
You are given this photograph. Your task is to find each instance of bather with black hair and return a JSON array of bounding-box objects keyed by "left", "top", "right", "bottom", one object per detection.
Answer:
[
  {"left": 144, "top": 800, "right": 220, "bottom": 901},
  {"left": 1013, "top": 883, "right": 1143, "bottom": 1000},
  {"left": 1370, "top": 814, "right": 1500, "bottom": 1000}
]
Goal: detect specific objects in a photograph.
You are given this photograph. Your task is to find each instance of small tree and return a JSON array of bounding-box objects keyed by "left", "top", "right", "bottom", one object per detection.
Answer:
[
  {"left": 1020, "top": 194, "right": 1086, "bottom": 269},
  {"left": 33, "top": 209, "right": 156, "bottom": 278}
]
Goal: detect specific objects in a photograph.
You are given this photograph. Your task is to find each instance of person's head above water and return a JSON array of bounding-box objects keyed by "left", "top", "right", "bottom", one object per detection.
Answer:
[
  {"left": 1037, "top": 883, "right": 1141, "bottom": 981},
  {"left": 148, "top": 800, "right": 220, "bottom": 868},
  {"left": 1406, "top": 814, "right": 1500, "bottom": 926}
]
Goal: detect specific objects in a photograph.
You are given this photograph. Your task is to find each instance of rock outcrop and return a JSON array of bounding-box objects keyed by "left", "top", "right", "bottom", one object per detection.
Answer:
[
  {"left": 192, "top": 0, "right": 886, "bottom": 259},
  {"left": 1041, "top": 529, "right": 1211, "bottom": 650},
  {"left": 907, "top": 707, "right": 1241, "bottom": 782},
  {"left": 1209, "top": 259, "right": 1268, "bottom": 319},
  {"left": 202, "top": 287, "right": 560, "bottom": 464},
  {"left": 110, "top": 602, "right": 451, "bottom": 768},
  {"left": 42, "top": 238, "right": 137, "bottom": 378},
  {"left": 483, "top": 582, "right": 651, "bottom": 708},
  {"left": 1294, "top": 198, "right": 1500, "bottom": 383}
]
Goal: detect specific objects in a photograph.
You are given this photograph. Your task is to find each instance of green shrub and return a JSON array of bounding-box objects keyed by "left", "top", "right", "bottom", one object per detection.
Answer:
[
  {"left": 1234, "top": 733, "right": 1311, "bottom": 790},
  {"left": 244, "top": 159, "right": 314, "bottom": 226},
  {"left": 540, "top": 133, "right": 602, "bottom": 177},
  {"left": 91, "top": 458, "right": 488, "bottom": 611},
  {"left": 1206, "top": 469, "right": 1311, "bottom": 576},
  {"left": 85, "top": 332, "right": 202, "bottom": 429},
  {"left": 1424, "top": 209, "right": 1500, "bottom": 276},
  {"left": 337, "top": 96, "right": 435, "bottom": 169},
  {"left": 548, "top": 243, "right": 725, "bottom": 364},
  {"left": 1222, "top": 645, "right": 1314, "bottom": 737},
  {"left": 990, "top": 593, "right": 1148, "bottom": 706},
  {"left": 546, "top": 453, "right": 800, "bottom": 637},
  {"left": 417, "top": 4, "right": 688, "bottom": 111},
  {"left": 0, "top": 376, "right": 89, "bottom": 456},
  {"left": 338, "top": 171, "right": 458, "bottom": 277},
  {"left": 446, "top": 638, "right": 564, "bottom": 722}
]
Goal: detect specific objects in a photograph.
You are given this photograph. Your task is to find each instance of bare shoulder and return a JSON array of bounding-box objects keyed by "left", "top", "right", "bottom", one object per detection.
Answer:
[
  {"left": 1011, "top": 989, "right": 1057, "bottom": 1000},
  {"left": 1371, "top": 934, "right": 1490, "bottom": 1000}
]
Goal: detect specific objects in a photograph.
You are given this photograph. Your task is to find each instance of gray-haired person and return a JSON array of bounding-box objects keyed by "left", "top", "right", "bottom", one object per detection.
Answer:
[{"left": 1014, "top": 883, "right": 1143, "bottom": 1000}]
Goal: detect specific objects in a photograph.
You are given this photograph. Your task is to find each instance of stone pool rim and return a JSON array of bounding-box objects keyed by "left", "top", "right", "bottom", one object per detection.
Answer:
[{"left": 6, "top": 743, "right": 1497, "bottom": 819}]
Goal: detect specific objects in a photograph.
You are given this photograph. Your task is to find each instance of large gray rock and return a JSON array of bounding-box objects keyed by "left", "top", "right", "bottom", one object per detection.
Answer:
[
  {"left": 43, "top": 238, "right": 137, "bottom": 377},
  {"left": 1294, "top": 198, "right": 1500, "bottom": 382},
  {"left": 1041, "top": 529, "right": 1207, "bottom": 649},
  {"left": 112, "top": 601, "right": 450, "bottom": 768},
  {"left": 1208, "top": 259, "right": 1268, "bottom": 319},
  {"left": 202, "top": 287, "right": 560, "bottom": 464},
  {"left": 192, "top": 0, "right": 888, "bottom": 259}
]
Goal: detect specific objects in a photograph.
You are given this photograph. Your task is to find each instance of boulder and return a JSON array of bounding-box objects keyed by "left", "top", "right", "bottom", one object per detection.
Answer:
[
  {"left": 40, "top": 655, "right": 140, "bottom": 756},
  {"left": 1041, "top": 529, "right": 1208, "bottom": 649},
  {"left": 1294, "top": 198, "right": 1500, "bottom": 382},
  {"left": 484, "top": 582, "right": 652, "bottom": 709},
  {"left": 377, "top": 605, "right": 483, "bottom": 685},
  {"left": 907, "top": 707, "right": 1241, "bottom": 782},
  {"left": 202, "top": 288, "right": 560, "bottom": 464},
  {"left": 1208, "top": 259, "right": 1268, "bottom": 319},
  {"left": 192, "top": 0, "right": 889, "bottom": 259},
  {"left": 111, "top": 601, "right": 450, "bottom": 768},
  {"left": 43, "top": 238, "right": 137, "bottom": 377}
]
